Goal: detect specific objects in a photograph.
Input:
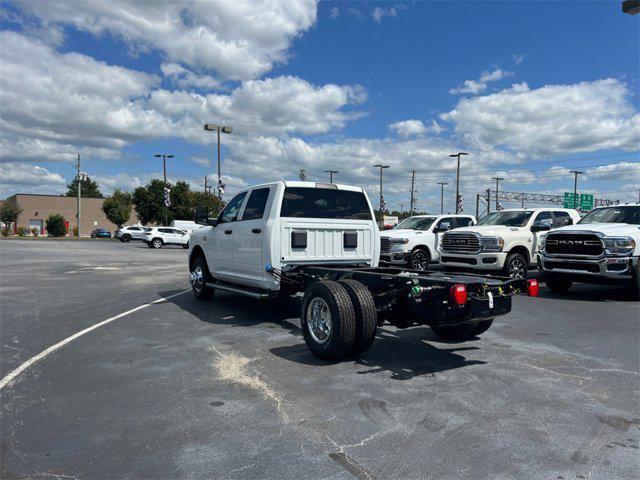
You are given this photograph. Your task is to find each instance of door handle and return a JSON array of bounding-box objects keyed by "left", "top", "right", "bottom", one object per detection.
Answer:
[
  {"left": 252, "top": 228, "right": 262, "bottom": 234},
  {"left": 224, "top": 230, "right": 233, "bottom": 235}
]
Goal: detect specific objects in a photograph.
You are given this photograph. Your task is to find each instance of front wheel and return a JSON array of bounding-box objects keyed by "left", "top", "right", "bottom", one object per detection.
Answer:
[
  {"left": 430, "top": 323, "right": 477, "bottom": 341},
  {"left": 544, "top": 277, "right": 573, "bottom": 293},
  {"left": 190, "top": 256, "right": 215, "bottom": 300},
  {"left": 502, "top": 253, "right": 528, "bottom": 279},
  {"left": 409, "top": 248, "right": 430, "bottom": 270},
  {"left": 122, "top": 234, "right": 131, "bottom": 243},
  {"left": 152, "top": 238, "right": 163, "bottom": 249}
]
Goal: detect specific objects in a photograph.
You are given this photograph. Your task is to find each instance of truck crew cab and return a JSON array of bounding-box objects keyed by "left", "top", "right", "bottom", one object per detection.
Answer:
[
  {"left": 380, "top": 214, "right": 476, "bottom": 270},
  {"left": 539, "top": 204, "right": 640, "bottom": 298},
  {"left": 439, "top": 208, "right": 581, "bottom": 278},
  {"left": 188, "top": 181, "right": 538, "bottom": 360}
]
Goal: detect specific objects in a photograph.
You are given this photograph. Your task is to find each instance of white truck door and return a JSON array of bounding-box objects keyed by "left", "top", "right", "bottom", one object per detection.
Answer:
[
  {"left": 206, "top": 191, "right": 247, "bottom": 279},
  {"left": 232, "top": 187, "right": 272, "bottom": 285}
]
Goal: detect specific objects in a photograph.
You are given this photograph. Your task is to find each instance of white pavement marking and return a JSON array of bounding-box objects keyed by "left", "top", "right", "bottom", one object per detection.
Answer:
[{"left": 0, "top": 290, "right": 190, "bottom": 391}]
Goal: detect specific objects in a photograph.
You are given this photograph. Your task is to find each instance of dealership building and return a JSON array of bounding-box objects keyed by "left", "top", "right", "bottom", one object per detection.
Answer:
[{"left": 2, "top": 194, "right": 139, "bottom": 236}]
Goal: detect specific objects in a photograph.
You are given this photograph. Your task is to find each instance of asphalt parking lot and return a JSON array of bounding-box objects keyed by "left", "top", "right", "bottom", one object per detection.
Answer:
[{"left": 1, "top": 240, "right": 638, "bottom": 479}]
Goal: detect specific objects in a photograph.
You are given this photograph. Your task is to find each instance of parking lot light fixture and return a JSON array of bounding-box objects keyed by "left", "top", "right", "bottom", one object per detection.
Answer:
[
  {"left": 449, "top": 152, "right": 469, "bottom": 214},
  {"left": 324, "top": 170, "right": 338, "bottom": 183},
  {"left": 373, "top": 164, "right": 390, "bottom": 215},
  {"left": 204, "top": 123, "right": 233, "bottom": 199},
  {"left": 155, "top": 154, "right": 174, "bottom": 226}
]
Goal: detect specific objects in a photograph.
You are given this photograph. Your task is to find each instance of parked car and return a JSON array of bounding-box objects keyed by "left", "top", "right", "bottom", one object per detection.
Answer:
[
  {"left": 143, "top": 227, "right": 189, "bottom": 249},
  {"left": 439, "top": 208, "right": 581, "bottom": 278},
  {"left": 115, "top": 225, "right": 150, "bottom": 242},
  {"left": 187, "top": 180, "right": 537, "bottom": 360},
  {"left": 380, "top": 214, "right": 476, "bottom": 269},
  {"left": 538, "top": 204, "right": 640, "bottom": 298},
  {"left": 90, "top": 228, "right": 111, "bottom": 238}
]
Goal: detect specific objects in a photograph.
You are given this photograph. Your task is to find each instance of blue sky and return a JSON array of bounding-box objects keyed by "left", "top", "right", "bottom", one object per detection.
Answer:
[{"left": 1, "top": 0, "right": 638, "bottom": 212}]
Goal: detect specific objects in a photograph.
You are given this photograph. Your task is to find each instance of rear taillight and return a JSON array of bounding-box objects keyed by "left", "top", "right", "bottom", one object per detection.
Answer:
[
  {"left": 450, "top": 284, "right": 468, "bottom": 305},
  {"left": 527, "top": 279, "right": 539, "bottom": 297}
]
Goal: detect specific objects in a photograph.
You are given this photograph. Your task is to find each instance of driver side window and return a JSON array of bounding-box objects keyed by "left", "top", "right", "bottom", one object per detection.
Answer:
[
  {"left": 218, "top": 192, "right": 247, "bottom": 224},
  {"left": 534, "top": 211, "right": 552, "bottom": 224}
]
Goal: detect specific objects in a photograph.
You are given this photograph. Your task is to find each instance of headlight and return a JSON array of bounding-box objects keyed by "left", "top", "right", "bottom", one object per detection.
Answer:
[
  {"left": 538, "top": 233, "right": 548, "bottom": 252},
  {"left": 603, "top": 236, "right": 636, "bottom": 255},
  {"left": 390, "top": 238, "right": 409, "bottom": 244},
  {"left": 480, "top": 236, "right": 504, "bottom": 252}
]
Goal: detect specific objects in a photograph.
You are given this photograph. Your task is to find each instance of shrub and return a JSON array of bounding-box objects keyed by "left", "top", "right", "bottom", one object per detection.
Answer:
[
  {"left": 16, "top": 226, "right": 28, "bottom": 237},
  {"left": 31, "top": 227, "right": 39, "bottom": 237},
  {"left": 46, "top": 215, "right": 67, "bottom": 237},
  {"left": 72, "top": 226, "right": 78, "bottom": 237},
  {"left": 1, "top": 227, "right": 9, "bottom": 237}
]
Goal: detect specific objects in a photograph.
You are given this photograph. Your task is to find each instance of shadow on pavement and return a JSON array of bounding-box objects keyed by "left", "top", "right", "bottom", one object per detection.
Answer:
[
  {"left": 537, "top": 284, "right": 635, "bottom": 303},
  {"left": 160, "top": 288, "right": 487, "bottom": 381}
]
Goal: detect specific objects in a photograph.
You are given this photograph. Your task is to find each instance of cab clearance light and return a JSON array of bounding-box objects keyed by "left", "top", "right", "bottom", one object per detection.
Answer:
[
  {"left": 527, "top": 279, "right": 539, "bottom": 297},
  {"left": 450, "top": 284, "right": 468, "bottom": 305}
]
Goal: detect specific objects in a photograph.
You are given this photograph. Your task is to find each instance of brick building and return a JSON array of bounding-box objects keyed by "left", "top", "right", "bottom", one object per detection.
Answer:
[{"left": 3, "top": 194, "right": 139, "bottom": 236}]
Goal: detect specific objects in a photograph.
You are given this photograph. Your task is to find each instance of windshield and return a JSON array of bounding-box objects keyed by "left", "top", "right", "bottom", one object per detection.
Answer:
[
  {"left": 578, "top": 206, "right": 640, "bottom": 225},
  {"left": 395, "top": 217, "right": 436, "bottom": 230},
  {"left": 477, "top": 211, "right": 534, "bottom": 227}
]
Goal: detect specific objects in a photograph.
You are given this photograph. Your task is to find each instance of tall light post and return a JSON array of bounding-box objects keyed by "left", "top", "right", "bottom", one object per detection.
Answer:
[
  {"left": 155, "top": 153, "right": 174, "bottom": 226},
  {"left": 437, "top": 182, "right": 448, "bottom": 214},
  {"left": 492, "top": 177, "right": 504, "bottom": 211},
  {"left": 373, "top": 164, "right": 390, "bottom": 215},
  {"left": 570, "top": 170, "right": 583, "bottom": 210},
  {"left": 449, "top": 152, "right": 469, "bottom": 213},
  {"left": 325, "top": 170, "right": 338, "bottom": 183},
  {"left": 204, "top": 123, "right": 233, "bottom": 199}
]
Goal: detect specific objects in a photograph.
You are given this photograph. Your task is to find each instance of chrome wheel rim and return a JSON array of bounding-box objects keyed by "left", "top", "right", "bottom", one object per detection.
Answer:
[
  {"left": 190, "top": 265, "right": 204, "bottom": 292},
  {"left": 153, "top": 239, "right": 161, "bottom": 248},
  {"left": 509, "top": 258, "right": 526, "bottom": 278},
  {"left": 412, "top": 251, "right": 428, "bottom": 270},
  {"left": 307, "top": 298, "right": 332, "bottom": 344}
]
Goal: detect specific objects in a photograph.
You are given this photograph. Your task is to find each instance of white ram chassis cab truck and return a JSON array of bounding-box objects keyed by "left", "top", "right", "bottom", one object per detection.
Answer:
[
  {"left": 380, "top": 214, "right": 476, "bottom": 270},
  {"left": 539, "top": 204, "right": 640, "bottom": 298},
  {"left": 188, "top": 181, "right": 538, "bottom": 360},
  {"left": 439, "top": 208, "right": 581, "bottom": 278}
]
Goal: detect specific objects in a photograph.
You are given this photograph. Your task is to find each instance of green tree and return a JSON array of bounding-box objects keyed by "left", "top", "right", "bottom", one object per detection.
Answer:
[
  {"left": 190, "top": 191, "right": 225, "bottom": 218},
  {"left": 132, "top": 179, "right": 165, "bottom": 225},
  {"left": 66, "top": 175, "right": 103, "bottom": 198},
  {"left": 45, "top": 214, "right": 67, "bottom": 237},
  {"left": 102, "top": 189, "right": 133, "bottom": 228},
  {"left": 169, "top": 181, "right": 194, "bottom": 221},
  {"left": 0, "top": 200, "right": 22, "bottom": 232}
]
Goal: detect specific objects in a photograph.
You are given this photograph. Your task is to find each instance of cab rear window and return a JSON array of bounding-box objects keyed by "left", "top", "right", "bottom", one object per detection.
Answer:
[{"left": 280, "top": 187, "right": 372, "bottom": 220}]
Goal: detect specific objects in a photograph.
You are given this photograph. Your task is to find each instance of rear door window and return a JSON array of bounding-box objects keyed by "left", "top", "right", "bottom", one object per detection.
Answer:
[
  {"left": 280, "top": 187, "right": 372, "bottom": 220},
  {"left": 552, "top": 211, "right": 573, "bottom": 227},
  {"left": 242, "top": 188, "right": 271, "bottom": 220}
]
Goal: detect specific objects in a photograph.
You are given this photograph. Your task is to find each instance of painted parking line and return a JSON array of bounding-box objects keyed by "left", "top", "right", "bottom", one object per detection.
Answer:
[{"left": 0, "top": 289, "right": 191, "bottom": 391}]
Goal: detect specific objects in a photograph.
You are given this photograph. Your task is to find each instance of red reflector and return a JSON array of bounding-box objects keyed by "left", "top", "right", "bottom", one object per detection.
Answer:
[
  {"left": 450, "top": 284, "right": 468, "bottom": 305},
  {"left": 527, "top": 279, "right": 539, "bottom": 297}
]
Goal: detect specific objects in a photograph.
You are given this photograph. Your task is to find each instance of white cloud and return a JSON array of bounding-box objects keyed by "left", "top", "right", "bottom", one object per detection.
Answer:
[
  {"left": 16, "top": 0, "right": 318, "bottom": 81},
  {"left": 0, "top": 162, "right": 66, "bottom": 196},
  {"left": 586, "top": 161, "right": 640, "bottom": 181},
  {"left": 329, "top": 6, "right": 340, "bottom": 19},
  {"left": 512, "top": 53, "right": 525, "bottom": 66},
  {"left": 450, "top": 68, "right": 514, "bottom": 95},
  {"left": 388, "top": 120, "right": 427, "bottom": 137},
  {"left": 372, "top": 6, "right": 398, "bottom": 23},
  {"left": 160, "top": 63, "right": 220, "bottom": 89},
  {"left": 442, "top": 79, "right": 640, "bottom": 156},
  {"left": 188, "top": 156, "right": 212, "bottom": 167}
]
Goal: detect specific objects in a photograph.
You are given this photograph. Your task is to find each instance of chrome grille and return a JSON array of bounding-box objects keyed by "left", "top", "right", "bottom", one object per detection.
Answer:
[
  {"left": 441, "top": 232, "right": 480, "bottom": 254},
  {"left": 545, "top": 233, "right": 603, "bottom": 256},
  {"left": 380, "top": 237, "right": 391, "bottom": 253}
]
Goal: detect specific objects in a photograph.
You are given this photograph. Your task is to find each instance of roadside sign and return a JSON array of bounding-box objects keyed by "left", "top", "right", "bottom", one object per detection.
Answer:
[
  {"left": 563, "top": 192, "right": 577, "bottom": 209},
  {"left": 563, "top": 192, "right": 594, "bottom": 211},
  {"left": 579, "top": 194, "right": 594, "bottom": 211}
]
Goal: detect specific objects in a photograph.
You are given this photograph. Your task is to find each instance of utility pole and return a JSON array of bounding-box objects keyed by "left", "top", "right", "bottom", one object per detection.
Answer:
[
  {"left": 486, "top": 188, "right": 491, "bottom": 215},
  {"left": 409, "top": 170, "right": 416, "bottom": 216},
  {"left": 75, "top": 153, "right": 81, "bottom": 238},
  {"left": 570, "top": 170, "right": 583, "bottom": 210},
  {"left": 492, "top": 177, "right": 504, "bottom": 211},
  {"left": 373, "top": 164, "right": 390, "bottom": 214},
  {"left": 399, "top": 203, "right": 406, "bottom": 214},
  {"left": 324, "top": 170, "right": 338, "bottom": 183},
  {"left": 449, "top": 152, "right": 469, "bottom": 213},
  {"left": 437, "top": 182, "right": 448, "bottom": 214},
  {"left": 204, "top": 176, "right": 208, "bottom": 194},
  {"left": 154, "top": 154, "right": 174, "bottom": 226}
]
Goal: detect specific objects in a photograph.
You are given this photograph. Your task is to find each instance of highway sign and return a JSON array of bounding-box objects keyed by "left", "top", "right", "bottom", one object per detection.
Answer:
[{"left": 564, "top": 192, "right": 594, "bottom": 210}]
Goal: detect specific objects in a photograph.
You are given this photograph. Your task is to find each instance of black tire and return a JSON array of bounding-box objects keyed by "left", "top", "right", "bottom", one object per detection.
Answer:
[
  {"left": 151, "top": 238, "right": 163, "bottom": 249},
  {"left": 430, "top": 323, "right": 477, "bottom": 341},
  {"left": 300, "top": 281, "right": 356, "bottom": 360},
  {"left": 472, "top": 319, "right": 494, "bottom": 336},
  {"left": 122, "top": 234, "right": 131, "bottom": 243},
  {"left": 338, "top": 279, "right": 377, "bottom": 356},
  {"left": 544, "top": 277, "right": 573, "bottom": 294},
  {"left": 630, "top": 261, "right": 640, "bottom": 301},
  {"left": 409, "top": 248, "right": 430, "bottom": 271},
  {"left": 190, "top": 256, "right": 215, "bottom": 300},
  {"left": 146, "top": 242, "right": 154, "bottom": 248},
  {"left": 502, "top": 252, "right": 528, "bottom": 278},
  {"left": 182, "top": 243, "right": 189, "bottom": 249}
]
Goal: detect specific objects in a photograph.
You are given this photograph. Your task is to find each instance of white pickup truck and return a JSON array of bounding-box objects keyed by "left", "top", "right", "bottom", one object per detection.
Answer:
[
  {"left": 380, "top": 214, "right": 476, "bottom": 270},
  {"left": 539, "top": 204, "right": 640, "bottom": 298},
  {"left": 187, "top": 181, "right": 538, "bottom": 359},
  {"left": 439, "top": 208, "right": 581, "bottom": 278}
]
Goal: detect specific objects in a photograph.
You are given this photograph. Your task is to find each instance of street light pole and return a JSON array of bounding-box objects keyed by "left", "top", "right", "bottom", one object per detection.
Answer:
[
  {"left": 75, "top": 153, "right": 81, "bottom": 237},
  {"left": 155, "top": 153, "right": 174, "bottom": 226},
  {"left": 437, "top": 182, "right": 448, "bottom": 214},
  {"left": 449, "top": 152, "right": 469, "bottom": 213},
  {"left": 373, "top": 164, "right": 390, "bottom": 214},
  {"left": 492, "top": 177, "right": 504, "bottom": 211},
  {"left": 570, "top": 170, "right": 583, "bottom": 210},
  {"left": 324, "top": 170, "right": 338, "bottom": 183},
  {"left": 204, "top": 123, "right": 233, "bottom": 199}
]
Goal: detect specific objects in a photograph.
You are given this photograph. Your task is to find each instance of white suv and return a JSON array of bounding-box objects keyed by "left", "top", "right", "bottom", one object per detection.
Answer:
[
  {"left": 143, "top": 227, "right": 189, "bottom": 249},
  {"left": 115, "top": 225, "right": 150, "bottom": 242},
  {"left": 439, "top": 208, "right": 581, "bottom": 278},
  {"left": 380, "top": 214, "right": 476, "bottom": 270}
]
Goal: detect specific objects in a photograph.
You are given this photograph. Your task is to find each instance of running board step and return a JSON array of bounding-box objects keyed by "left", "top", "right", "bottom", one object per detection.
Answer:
[{"left": 205, "top": 282, "right": 269, "bottom": 299}]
